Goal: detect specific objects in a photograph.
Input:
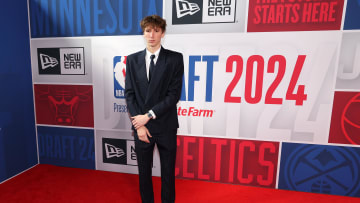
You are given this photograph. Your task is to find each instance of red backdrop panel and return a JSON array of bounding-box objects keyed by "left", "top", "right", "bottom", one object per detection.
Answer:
[
  {"left": 34, "top": 84, "right": 94, "bottom": 128},
  {"left": 247, "top": 0, "right": 344, "bottom": 32},
  {"left": 175, "top": 135, "right": 280, "bottom": 188},
  {"left": 329, "top": 91, "right": 360, "bottom": 145}
]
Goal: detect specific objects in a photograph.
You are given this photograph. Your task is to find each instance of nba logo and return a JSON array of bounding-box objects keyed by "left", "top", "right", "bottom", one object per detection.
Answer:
[{"left": 114, "top": 56, "right": 127, "bottom": 99}]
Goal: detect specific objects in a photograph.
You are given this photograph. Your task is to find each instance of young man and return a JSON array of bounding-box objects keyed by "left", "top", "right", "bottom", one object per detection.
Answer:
[{"left": 125, "top": 15, "right": 184, "bottom": 203}]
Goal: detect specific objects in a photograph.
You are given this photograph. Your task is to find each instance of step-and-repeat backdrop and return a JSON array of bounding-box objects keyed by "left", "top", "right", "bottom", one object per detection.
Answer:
[{"left": 29, "top": 0, "right": 360, "bottom": 197}]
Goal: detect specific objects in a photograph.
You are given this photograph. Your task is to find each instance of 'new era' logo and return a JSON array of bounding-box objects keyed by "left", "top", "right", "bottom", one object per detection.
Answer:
[
  {"left": 105, "top": 143, "right": 125, "bottom": 158},
  {"left": 172, "top": 0, "right": 236, "bottom": 25},
  {"left": 40, "top": 53, "right": 58, "bottom": 70},
  {"left": 37, "top": 47, "right": 85, "bottom": 75},
  {"left": 102, "top": 138, "right": 136, "bottom": 165},
  {"left": 176, "top": 0, "right": 200, "bottom": 18}
]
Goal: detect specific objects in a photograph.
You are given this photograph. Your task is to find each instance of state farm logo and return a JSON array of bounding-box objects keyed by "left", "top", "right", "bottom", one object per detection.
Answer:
[
  {"left": 172, "top": 0, "right": 236, "bottom": 24},
  {"left": 37, "top": 47, "right": 85, "bottom": 75},
  {"left": 102, "top": 138, "right": 137, "bottom": 166},
  {"left": 177, "top": 106, "right": 214, "bottom": 117}
]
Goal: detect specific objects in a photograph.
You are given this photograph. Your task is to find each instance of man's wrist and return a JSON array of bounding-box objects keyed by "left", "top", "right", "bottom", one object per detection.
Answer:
[
  {"left": 146, "top": 112, "right": 153, "bottom": 119},
  {"left": 147, "top": 110, "right": 156, "bottom": 119}
]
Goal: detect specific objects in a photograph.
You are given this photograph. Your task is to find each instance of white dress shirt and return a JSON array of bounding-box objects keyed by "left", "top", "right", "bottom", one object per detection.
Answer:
[{"left": 145, "top": 47, "right": 161, "bottom": 81}]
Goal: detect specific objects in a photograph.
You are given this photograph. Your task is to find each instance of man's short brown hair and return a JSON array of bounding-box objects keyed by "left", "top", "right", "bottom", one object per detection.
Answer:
[{"left": 140, "top": 15, "right": 166, "bottom": 33}]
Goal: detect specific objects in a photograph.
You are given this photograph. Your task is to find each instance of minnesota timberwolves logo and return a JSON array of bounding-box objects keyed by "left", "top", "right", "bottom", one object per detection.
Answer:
[
  {"left": 113, "top": 56, "right": 127, "bottom": 98},
  {"left": 285, "top": 145, "right": 360, "bottom": 196}
]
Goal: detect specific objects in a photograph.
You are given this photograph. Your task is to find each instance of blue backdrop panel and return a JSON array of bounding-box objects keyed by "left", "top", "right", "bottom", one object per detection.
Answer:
[
  {"left": 29, "top": 0, "right": 163, "bottom": 38},
  {"left": 279, "top": 143, "right": 360, "bottom": 197},
  {"left": 344, "top": 0, "right": 360, "bottom": 30},
  {"left": 37, "top": 126, "right": 95, "bottom": 169},
  {"left": 0, "top": 1, "right": 38, "bottom": 183}
]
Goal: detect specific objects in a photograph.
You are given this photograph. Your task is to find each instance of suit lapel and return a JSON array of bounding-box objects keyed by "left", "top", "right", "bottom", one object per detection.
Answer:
[
  {"left": 136, "top": 49, "right": 149, "bottom": 99},
  {"left": 145, "top": 47, "right": 167, "bottom": 103}
]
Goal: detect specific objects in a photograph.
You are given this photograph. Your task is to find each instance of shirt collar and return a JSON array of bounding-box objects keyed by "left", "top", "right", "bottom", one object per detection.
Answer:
[{"left": 146, "top": 47, "right": 161, "bottom": 60}]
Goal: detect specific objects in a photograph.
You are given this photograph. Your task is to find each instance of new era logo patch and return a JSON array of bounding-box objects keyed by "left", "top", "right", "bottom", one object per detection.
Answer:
[
  {"left": 172, "top": 0, "right": 236, "bottom": 25},
  {"left": 37, "top": 47, "right": 85, "bottom": 75},
  {"left": 105, "top": 143, "right": 125, "bottom": 158},
  {"left": 40, "top": 53, "right": 59, "bottom": 70},
  {"left": 176, "top": 0, "right": 201, "bottom": 18}
]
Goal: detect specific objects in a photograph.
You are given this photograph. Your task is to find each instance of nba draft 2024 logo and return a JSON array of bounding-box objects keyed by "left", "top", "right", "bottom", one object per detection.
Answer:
[
  {"left": 113, "top": 56, "right": 127, "bottom": 99},
  {"left": 329, "top": 92, "right": 360, "bottom": 145},
  {"left": 280, "top": 143, "right": 360, "bottom": 197},
  {"left": 37, "top": 47, "right": 85, "bottom": 75},
  {"left": 172, "top": 0, "right": 237, "bottom": 24}
]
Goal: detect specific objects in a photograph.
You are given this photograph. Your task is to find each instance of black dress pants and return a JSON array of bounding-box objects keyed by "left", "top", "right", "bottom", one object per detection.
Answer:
[{"left": 134, "top": 129, "right": 177, "bottom": 203}]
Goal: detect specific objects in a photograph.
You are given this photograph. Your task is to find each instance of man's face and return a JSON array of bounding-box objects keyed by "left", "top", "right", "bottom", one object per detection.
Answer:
[{"left": 143, "top": 26, "right": 165, "bottom": 49}]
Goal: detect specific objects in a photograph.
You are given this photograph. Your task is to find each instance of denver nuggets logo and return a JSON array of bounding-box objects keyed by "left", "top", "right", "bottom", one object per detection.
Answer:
[
  {"left": 113, "top": 56, "right": 127, "bottom": 98},
  {"left": 285, "top": 145, "right": 360, "bottom": 196}
]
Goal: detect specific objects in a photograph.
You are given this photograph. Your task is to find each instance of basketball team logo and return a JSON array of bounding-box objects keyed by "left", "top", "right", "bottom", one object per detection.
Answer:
[
  {"left": 172, "top": 0, "right": 236, "bottom": 24},
  {"left": 283, "top": 144, "right": 360, "bottom": 196},
  {"left": 34, "top": 84, "right": 94, "bottom": 127},
  {"left": 113, "top": 56, "right": 127, "bottom": 99},
  {"left": 329, "top": 91, "right": 360, "bottom": 145},
  {"left": 37, "top": 47, "right": 85, "bottom": 75},
  {"left": 341, "top": 92, "right": 360, "bottom": 144}
]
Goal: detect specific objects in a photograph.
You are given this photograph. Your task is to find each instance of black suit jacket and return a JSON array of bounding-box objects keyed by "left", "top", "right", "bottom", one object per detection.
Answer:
[{"left": 125, "top": 47, "right": 184, "bottom": 134}]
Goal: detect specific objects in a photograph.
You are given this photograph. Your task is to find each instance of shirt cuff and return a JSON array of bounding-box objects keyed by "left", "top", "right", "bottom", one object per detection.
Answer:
[{"left": 149, "top": 110, "right": 156, "bottom": 119}]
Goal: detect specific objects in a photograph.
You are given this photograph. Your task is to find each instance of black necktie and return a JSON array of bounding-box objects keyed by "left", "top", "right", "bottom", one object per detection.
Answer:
[{"left": 149, "top": 54, "right": 155, "bottom": 82}]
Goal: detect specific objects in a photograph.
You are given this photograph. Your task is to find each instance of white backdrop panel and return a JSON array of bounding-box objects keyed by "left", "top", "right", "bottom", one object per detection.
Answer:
[{"left": 92, "top": 31, "right": 341, "bottom": 144}]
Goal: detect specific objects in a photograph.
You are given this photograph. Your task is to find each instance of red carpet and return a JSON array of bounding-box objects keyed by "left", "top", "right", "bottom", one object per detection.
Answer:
[{"left": 0, "top": 164, "right": 359, "bottom": 203}]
